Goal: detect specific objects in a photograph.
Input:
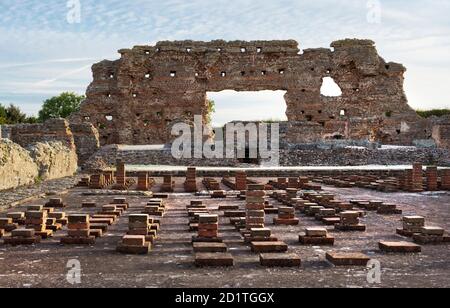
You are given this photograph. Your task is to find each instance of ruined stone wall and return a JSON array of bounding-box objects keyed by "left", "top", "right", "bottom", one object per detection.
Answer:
[
  {"left": 72, "top": 39, "right": 438, "bottom": 146},
  {"left": 0, "top": 139, "right": 39, "bottom": 190},
  {"left": 0, "top": 139, "right": 78, "bottom": 191},
  {"left": 27, "top": 142, "right": 78, "bottom": 180},
  {"left": 10, "top": 118, "right": 75, "bottom": 150},
  {"left": 69, "top": 122, "right": 100, "bottom": 163}
]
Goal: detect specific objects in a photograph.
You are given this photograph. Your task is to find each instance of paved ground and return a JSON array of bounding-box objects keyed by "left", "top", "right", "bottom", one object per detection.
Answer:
[
  {"left": 0, "top": 176, "right": 81, "bottom": 211},
  {"left": 0, "top": 177, "right": 449, "bottom": 288}
]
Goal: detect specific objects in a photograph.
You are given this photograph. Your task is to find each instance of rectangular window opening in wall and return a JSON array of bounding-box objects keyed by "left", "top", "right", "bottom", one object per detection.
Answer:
[
  {"left": 257, "top": 47, "right": 262, "bottom": 53},
  {"left": 170, "top": 71, "right": 176, "bottom": 77},
  {"left": 106, "top": 115, "right": 113, "bottom": 121},
  {"left": 240, "top": 47, "right": 246, "bottom": 53},
  {"left": 132, "top": 93, "right": 138, "bottom": 98},
  {"left": 206, "top": 90, "right": 287, "bottom": 127},
  {"left": 221, "top": 72, "right": 227, "bottom": 77},
  {"left": 306, "top": 115, "right": 313, "bottom": 121},
  {"left": 109, "top": 73, "right": 114, "bottom": 79},
  {"left": 145, "top": 73, "right": 151, "bottom": 78},
  {"left": 241, "top": 71, "right": 246, "bottom": 76},
  {"left": 279, "top": 69, "right": 285, "bottom": 75},
  {"left": 186, "top": 48, "right": 192, "bottom": 53},
  {"left": 145, "top": 50, "right": 150, "bottom": 55},
  {"left": 261, "top": 71, "right": 267, "bottom": 76},
  {"left": 340, "top": 109, "right": 346, "bottom": 116}
]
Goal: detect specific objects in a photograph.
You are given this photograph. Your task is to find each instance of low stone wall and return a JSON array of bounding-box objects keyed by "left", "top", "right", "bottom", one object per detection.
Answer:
[
  {"left": 279, "top": 147, "right": 450, "bottom": 166},
  {"left": 69, "top": 122, "right": 100, "bottom": 164},
  {"left": 0, "top": 139, "right": 78, "bottom": 191},
  {"left": 82, "top": 145, "right": 241, "bottom": 171},
  {"left": 10, "top": 118, "right": 75, "bottom": 149},
  {"left": 0, "top": 139, "right": 39, "bottom": 190},
  {"left": 27, "top": 142, "right": 78, "bottom": 180}
]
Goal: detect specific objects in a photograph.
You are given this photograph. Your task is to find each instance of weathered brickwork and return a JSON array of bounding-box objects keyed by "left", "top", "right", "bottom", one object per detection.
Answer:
[{"left": 71, "top": 39, "right": 441, "bottom": 146}]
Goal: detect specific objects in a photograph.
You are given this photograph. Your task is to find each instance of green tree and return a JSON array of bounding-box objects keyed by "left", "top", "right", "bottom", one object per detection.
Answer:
[
  {"left": 206, "top": 99, "right": 216, "bottom": 124},
  {"left": 38, "top": 92, "right": 85, "bottom": 122},
  {"left": 0, "top": 103, "right": 30, "bottom": 124}
]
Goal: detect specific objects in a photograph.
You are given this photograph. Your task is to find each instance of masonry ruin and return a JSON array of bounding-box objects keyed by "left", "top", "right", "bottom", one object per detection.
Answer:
[{"left": 71, "top": 39, "right": 441, "bottom": 147}]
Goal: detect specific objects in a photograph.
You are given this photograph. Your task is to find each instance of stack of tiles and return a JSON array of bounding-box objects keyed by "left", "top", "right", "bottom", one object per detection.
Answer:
[
  {"left": 305, "top": 205, "right": 325, "bottom": 217},
  {"left": 4, "top": 228, "right": 41, "bottom": 246},
  {"left": 6, "top": 212, "right": 25, "bottom": 225},
  {"left": 61, "top": 215, "right": 95, "bottom": 245},
  {"left": 277, "top": 178, "right": 287, "bottom": 189},
  {"left": 113, "top": 198, "right": 129, "bottom": 210},
  {"left": 244, "top": 227, "right": 277, "bottom": 243},
  {"left": 161, "top": 175, "right": 174, "bottom": 192},
  {"left": 48, "top": 212, "right": 68, "bottom": 226},
  {"left": 397, "top": 216, "right": 425, "bottom": 237},
  {"left": 117, "top": 215, "right": 153, "bottom": 254},
  {"left": 211, "top": 190, "right": 226, "bottom": 198},
  {"left": 99, "top": 205, "right": 122, "bottom": 217},
  {"left": 299, "top": 227, "right": 334, "bottom": 245},
  {"left": 426, "top": 166, "right": 438, "bottom": 191},
  {"left": 298, "top": 176, "right": 310, "bottom": 189},
  {"left": 274, "top": 207, "right": 299, "bottom": 225},
  {"left": 82, "top": 201, "right": 97, "bottom": 208},
  {"left": 335, "top": 211, "right": 366, "bottom": 231},
  {"left": 194, "top": 214, "right": 221, "bottom": 243},
  {"left": 126, "top": 214, "right": 156, "bottom": 242},
  {"left": 103, "top": 171, "right": 115, "bottom": 185},
  {"left": 245, "top": 185, "right": 266, "bottom": 231},
  {"left": 315, "top": 208, "right": 338, "bottom": 222},
  {"left": 77, "top": 177, "right": 90, "bottom": 187},
  {"left": 441, "top": 169, "right": 450, "bottom": 190},
  {"left": 326, "top": 252, "right": 370, "bottom": 266},
  {"left": 287, "top": 177, "right": 299, "bottom": 189},
  {"left": 413, "top": 226, "right": 448, "bottom": 244},
  {"left": 25, "top": 207, "right": 52, "bottom": 238},
  {"left": 235, "top": 171, "right": 247, "bottom": 191},
  {"left": 117, "top": 235, "right": 151, "bottom": 254},
  {"left": 89, "top": 174, "right": 106, "bottom": 189},
  {"left": 379, "top": 241, "right": 422, "bottom": 253},
  {"left": 184, "top": 167, "right": 198, "bottom": 192},
  {"left": 143, "top": 199, "right": 165, "bottom": 216},
  {"left": 403, "top": 164, "right": 423, "bottom": 192},
  {"left": 0, "top": 217, "right": 17, "bottom": 232},
  {"left": 188, "top": 202, "right": 208, "bottom": 231},
  {"left": 285, "top": 188, "right": 298, "bottom": 205},
  {"left": 45, "top": 212, "right": 63, "bottom": 232},
  {"left": 114, "top": 160, "right": 126, "bottom": 189},
  {"left": 45, "top": 198, "right": 65, "bottom": 208},
  {"left": 137, "top": 172, "right": 149, "bottom": 191},
  {"left": 377, "top": 203, "right": 402, "bottom": 215},
  {"left": 203, "top": 178, "right": 221, "bottom": 191}
]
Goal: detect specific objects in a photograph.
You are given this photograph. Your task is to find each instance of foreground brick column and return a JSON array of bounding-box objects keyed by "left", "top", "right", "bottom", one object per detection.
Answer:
[
  {"left": 235, "top": 171, "right": 247, "bottom": 191},
  {"left": 137, "top": 172, "right": 149, "bottom": 191},
  {"left": 115, "top": 160, "right": 126, "bottom": 187},
  {"left": 184, "top": 168, "right": 198, "bottom": 192},
  {"left": 426, "top": 166, "right": 438, "bottom": 191},
  {"left": 441, "top": 169, "right": 450, "bottom": 190},
  {"left": 246, "top": 184, "right": 266, "bottom": 230}
]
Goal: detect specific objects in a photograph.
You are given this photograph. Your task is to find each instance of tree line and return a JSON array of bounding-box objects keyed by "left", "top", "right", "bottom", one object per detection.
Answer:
[{"left": 0, "top": 92, "right": 85, "bottom": 125}]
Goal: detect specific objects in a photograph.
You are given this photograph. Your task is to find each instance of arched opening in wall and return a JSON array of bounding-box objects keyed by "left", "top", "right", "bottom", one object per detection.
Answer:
[
  {"left": 207, "top": 90, "right": 288, "bottom": 127},
  {"left": 320, "top": 77, "right": 342, "bottom": 97},
  {"left": 207, "top": 90, "right": 287, "bottom": 164}
]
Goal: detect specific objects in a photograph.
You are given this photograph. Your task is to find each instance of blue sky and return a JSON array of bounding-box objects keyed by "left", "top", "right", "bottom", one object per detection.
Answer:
[{"left": 0, "top": 0, "right": 449, "bottom": 125}]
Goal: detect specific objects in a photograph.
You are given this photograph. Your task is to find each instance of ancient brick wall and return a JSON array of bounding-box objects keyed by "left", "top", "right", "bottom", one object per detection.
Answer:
[
  {"left": 72, "top": 39, "right": 439, "bottom": 146},
  {"left": 10, "top": 118, "right": 75, "bottom": 150},
  {"left": 69, "top": 122, "right": 100, "bottom": 163}
]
